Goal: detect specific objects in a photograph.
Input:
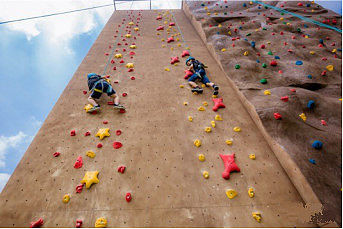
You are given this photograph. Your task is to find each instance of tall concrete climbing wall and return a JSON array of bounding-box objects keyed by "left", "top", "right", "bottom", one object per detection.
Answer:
[{"left": 0, "top": 9, "right": 332, "bottom": 227}]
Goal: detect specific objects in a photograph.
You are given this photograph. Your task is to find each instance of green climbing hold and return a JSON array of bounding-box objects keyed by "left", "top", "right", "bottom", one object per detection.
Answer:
[
  {"left": 281, "top": 12, "right": 284, "bottom": 15},
  {"left": 297, "top": 28, "right": 301, "bottom": 32},
  {"left": 246, "top": 33, "right": 251, "bottom": 36},
  {"left": 260, "top": 78, "right": 267, "bottom": 84},
  {"left": 262, "top": 27, "right": 267, "bottom": 30},
  {"left": 235, "top": 64, "right": 240, "bottom": 69},
  {"left": 262, "top": 63, "right": 267, "bottom": 68},
  {"left": 264, "top": 6, "right": 268, "bottom": 9},
  {"left": 283, "top": 22, "right": 287, "bottom": 25},
  {"left": 224, "top": 12, "right": 227, "bottom": 15},
  {"left": 267, "top": 51, "right": 273, "bottom": 55}
]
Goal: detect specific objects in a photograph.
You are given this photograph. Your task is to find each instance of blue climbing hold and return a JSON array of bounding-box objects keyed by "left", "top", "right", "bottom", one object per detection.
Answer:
[
  {"left": 251, "top": 41, "right": 256, "bottom": 48},
  {"left": 307, "top": 74, "right": 313, "bottom": 79},
  {"left": 309, "top": 159, "right": 316, "bottom": 164},
  {"left": 256, "top": 60, "right": 260, "bottom": 63},
  {"left": 304, "top": 24, "right": 308, "bottom": 28},
  {"left": 306, "top": 3, "right": 311, "bottom": 7},
  {"left": 312, "top": 140, "right": 323, "bottom": 150},
  {"left": 307, "top": 100, "right": 315, "bottom": 109},
  {"left": 216, "top": 32, "right": 220, "bottom": 34},
  {"left": 225, "top": 5, "right": 228, "bottom": 8},
  {"left": 201, "top": 3, "right": 205, "bottom": 6},
  {"left": 239, "top": 26, "right": 242, "bottom": 30},
  {"left": 243, "top": 38, "right": 248, "bottom": 41},
  {"left": 243, "top": 3, "right": 247, "bottom": 7},
  {"left": 319, "top": 39, "right": 324, "bottom": 44},
  {"left": 274, "top": 56, "right": 280, "bottom": 59},
  {"left": 296, "top": 60, "right": 303, "bottom": 65}
]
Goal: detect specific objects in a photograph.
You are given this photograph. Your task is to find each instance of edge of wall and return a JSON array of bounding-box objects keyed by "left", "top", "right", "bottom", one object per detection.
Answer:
[{"left": 182, "top": 1, "right": 324, "bottom": 214}]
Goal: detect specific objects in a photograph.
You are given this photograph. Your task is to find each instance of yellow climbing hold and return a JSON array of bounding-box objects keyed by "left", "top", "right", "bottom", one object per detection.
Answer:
[
  {"left": 125, "top": 33, "right": 131, "bottom": 38},
  {"left": 310, "top": 51, "right": 315, "bottom": 55},
  {"left": 252, "top": 212, "right": 262, "bottom": 223},
  {"left": 326, "top": 65, "right": 334, "bottom": 71},
  {"left": 249, "top": 154, "right": 256, "bottom": 160},
  {"left": 299, "top": 113, "right": 307, "bottom": 122},
  {"left": 179, "top": 85, "right": 184, "bottom": 88},
  {"left": 249, "top": 1, "right": 253, "bottom": 4},
  {"left": 244, "top": 51, "right": 249, "bottom": 56},
  {"left": 198, "top": 154, "right": 205, "bottom": 162},
  {"left": 264, "top": 90, "right": 271, "bottom": 95},
  {"left": 188, "top": 116, "right": 193, "bottom": 122},
  {"left": 95, "top": 128, "right": 110, "bottom": 140},
  {"left": 204, "top": 127, "right": 212, "bottom": 133},
  {"left": 225, "top": 189, "right": 237, "bottom": 199},
  {"left": 221, "top": 48, "right": 227, "bottom": 52},
  {"left": 248, "top": 188, "right": 254, "bottom": 198},
  {"left": 339, "top": 98, "right": 342, "bottom": 101},
  {"left": 81, "top": 171, "right": 99, "bottom": 189},
  {"left": 203, "top": 101, "right": 208, "bottom": 106},
  {"left": 305, "top": 35, "right": 309, "bottom": 38},
  {"left": 129, "top": 45, "right": 136, "bottom": 49},
  {"left": 164, "top": 67, "right": 170, "bottom": 72},
  {"left": 225, "top": 139, "right": 233, "bottom": 146},
  {"left": 128, "top": 22, "right": 134, "bottom": 26},
  {"left": 218, "top": 24, "right": 222, "bottom": 27},
  {"left": 280, "top": 17, "right": 284, "bottom": 21},
  {"left": 170, "top": 47, "right": 174, "bottom": 51},
  {"left": 198, "top": 106, "right": 205, "bottom": 111},
  {"left": 203, "top": 171, "right": 209, "bottom": 179},
  {"left": 161, "top": 44, "right": 165, "bottom": 48},
  {"left": 228, "top": 31, "right": 231, "bottom": 35},
  {"left": 183, "top": 101, "right": 188, "bottom": 106},
  {"left": 201, "top": 84, "right": 206, "bottom": 88},
  {"left": 134, "top": 27, "right": 139, "bottom": 31},
  {"left": 233, "top": 127, "right": 241, "bottom": 132},
  {"left": 194, "top": 139, "right": 201, "bottom": 147},
  {"left": 84, "top": 104, "right": 93, "bottom": 112},
  {"left": 332, "top": 49, "right": 337, "bottom": 53},
  {"left": 63, "top": 194, "right": 70, "bottom": 203},
  {"left": 125, "top": 63, "right": 134, "bottom": 68},
  {"left": 95, "top": 217, "right": 107, "bottom": 228},
  {"left": 215, "top": 115, "right": 222, "bottom": 121},
  {"left": 211, "top": 121, "right": 216, "bottom": 128},
  {"left": 177, "top": 43, "right": 181, "bottom": 47},
  {"left": 86, "top": 151, "right": 96, "bottom": 158},
  {"left": 267, "top": 41, "right": 271, "bottom": 45},
  {"left": 212, "top": 94, "right": 218, "bottom": 98},
  {"left": 114, "top": 53, "right": 122, "bottom": 58}
]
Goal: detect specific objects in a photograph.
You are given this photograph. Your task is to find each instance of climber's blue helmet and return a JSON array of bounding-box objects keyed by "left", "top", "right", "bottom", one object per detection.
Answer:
[
  {"left": 186, "top": 56, "right": 195, "bottom": 65},
  {"left": 87, "top": 73, "right": 97, "bottom": 79}
]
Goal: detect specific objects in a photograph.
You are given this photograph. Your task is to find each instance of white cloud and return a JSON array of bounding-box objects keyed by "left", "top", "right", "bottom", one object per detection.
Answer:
[
  {"left": 0, "top": 173, "right": 11, "bottom": 192},
  {"left": 0, "top": 131, "right": 29, "bottom": 168}
]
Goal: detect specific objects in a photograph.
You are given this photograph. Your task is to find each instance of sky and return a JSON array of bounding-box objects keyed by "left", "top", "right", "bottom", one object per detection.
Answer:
[{"left": 0, "top": 0, "right": 341, "bottom": 192}]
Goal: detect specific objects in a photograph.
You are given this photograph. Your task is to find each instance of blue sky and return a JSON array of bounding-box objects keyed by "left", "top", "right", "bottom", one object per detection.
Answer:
[{"left": 0, "top": 0, "right": 340, "bottom": 192}]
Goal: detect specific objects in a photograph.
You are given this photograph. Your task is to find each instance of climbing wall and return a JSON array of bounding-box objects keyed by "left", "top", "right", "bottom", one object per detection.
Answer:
[{"left": 0, "top": 9, "right": 327, "bottom": 227}]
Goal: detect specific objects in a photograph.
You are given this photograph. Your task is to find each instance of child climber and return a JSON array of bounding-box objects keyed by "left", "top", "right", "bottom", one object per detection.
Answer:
[
  {"left": 86, "top": 73, "right": 125, "bottom": 112},
  {"left": 185, "top": 56, "right": 219, "bottom": 95}
]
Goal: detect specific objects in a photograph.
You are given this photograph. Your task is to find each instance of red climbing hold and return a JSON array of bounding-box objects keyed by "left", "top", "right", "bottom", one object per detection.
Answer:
[
  {"left": 219, "top": 154, "right": 240, "bottom": 180},
  {"left": 84, "top": 131, "right": 91, "bottom": 136},
  {"left": 108, "top": 101, "right": 115, "bottom": 105},
  {"left": 70, "top": 130, "right": 76, "bottom": 136},
  {"left": 270, "top": 60, "right": 277, "bottom": 66},
  {"left": 321, "top": 71, "right": 327, "bottom": 76},
  {"left": 113, "top": 67, "right": 117, "bottom": 70},
  {"left": 105, "top": 53, "right": 109, "bottom": 56},
  {"left": 97, "top": 143, "right": 103, "bottom": 148},
  {"left": 278, "top": 70, "right": 283, "bottom": 74},
  {"left": 170, "top": 56, "right": 180, "bottom": 64},
  {"left": 111, "top": 60, "right": 115, "bottom": 64},
  {"left": 212, "top": 98, "right": 226, "bottom": 112},
  {"left": 53, "top": 152, "right": 60, "bottom": 157},
  {"left": 118, "top": 165, "right": 126, "bottom": 173},
  {"left": 290, "top": 89, "right": 296, "bottom": 93},
  {"left": 120, "top": 109, "right": 126, "bottom": 113},
  {"left": 116, "top": 130, "right": 122, "bottom": 136},
  {"left": 167, "top": 37, "right": 175, "bottom": 43},
  {"left": 274, "top": 112, "right": 282, "bottom": 120},
  {"left": 30, "top": 218, "right": 44, "bottom": 228},
  {"left": 156, "top": 16, "right": 162, "bottom": 20},
  {"left": 103, "top": 120, "right": 108, "bottom": 124},
  {"left": 321, "top": 120, "right": 327, "bottom": 125},
  {"left": 130, "top": 76, "right": 135, "bottom": 80},
  {"left": 128, "top": 68, "right": 134, "bottom": 72},
  {"left": 156, "top": 26, "right": 164, "bottom": 31},
  {"left": 129, "top": 51, "right": 135, "bottom": 55},
  {"left": 74, "top": 156, "right": 83, "bottom": 169},
  {"left": 181, "top": 50, "right": 190, "bottom": 57},
  {"left": 260, "top": 44, "right": 265, "bottom": 49},
  {"left": 83, "top": 90, "right": 87, "bottom": 95},
  {"left": 280, "top": 96, "right": 289, "bottom": 102},
  {"left": 75, "top": 184, "right": 84, "bottom": 193},
  {"left": 122, "top": 92, "right": 127, "bottom": 97},
  {"left": 125, "top": 192, "right": 132, "bottom": 202},
  {"left": 113, "top": 141, "right": 123, "bottom": 149},
  {"left": 75, "top": 220, "right": 82, "bottom": 228},
  {"left": 184, "top": 70, "right": 193, "bottom": 79},
  {"left": 120, "top": 60, "right": 124, "bottom": 64},
  {"left": 169, "top": 22, "right": 175, "bottom": 26}
]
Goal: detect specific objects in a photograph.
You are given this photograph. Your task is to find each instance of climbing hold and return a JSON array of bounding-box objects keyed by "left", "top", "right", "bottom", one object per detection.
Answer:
[
  {"left": 118, "top": 166, "right": 126, "bottom": 174},
  {"left": 156, "top": 26, "right": 164, "bottom": 31},
  {"left": 53, "top": 152, "right": 60, "bottom": 157},
  {"left": 95, "top": 217, "right": 107, "bottom": 228},
  {"left": 204, "top": 127, "right": 212, "bottom": 133},
  {"left": 307, "top": 100, "right": 315, "bottom": 109},
  {"left": 81, "top": 171, "right": 99, "bottom": 189},
  {"left": 184, "top": 70, "right": 193, "bottom": 79},
  {"left": 63, "top": 194, "right": 70, "bottom": 203},
  {"left": 203, "top": 171, "right": 209, "bottom": 179},
  {"left": 164, "top": 67, "right": 170, "bottom": 72},
  {"left": 248, "top": 188, "right": 254, "bottom": 198},
  {"left": 167, "top": 37, "right": 174, "bottom": 43},
  {"left": 312, "top": 140, "right": 323, "bottom": 150},
  {"left": 95, "top": 128, "right": 110, "bottom": 140},
  {"left": 233, "top": 127, "right": 241, "bottom": 132},
  {"left": 194, "top": 139, "right": 201, "bottom": 147},
  {"left": 203, "top": 101, "right": 208, "bottom": 106},
  {"left": 215, "top": 115, "right": 222, "bottom": 121},
  {"left": 70, "top": 130, "right": 76, "bottom": 136},
  {"left": 180, "top": 85, "right": 184, "bottom": 88},
  {"left": 211, "top": 121, "right": 216, "bottom": 128},
  {"left": 128, "top": 22, "right": 134, "bottom": 26},
  {"left": 74, "top": 156, "right": 83, "bottom": 169},
  {"left": 114, "top": 53, "right": 122, "bottom": 58},
  {"left": 170, "top": 56, "right": 180, "bottom": 64},
  {"left": 321, "top": 120, "right": 327, "bottom": 125},
  {"left": 221, "top": 48, "right": 227, "bottom": 52},
  {"left": 299, "top": 113, "right": 307, "bottom": 122},
  {"left": 260, "top": 44, "right": 265, "bottom": 49},
  {"left": 264, "top": 90, "right": 271, "bottom": 95},
  {"left": 212, "top": 98, "right": 226, "bottom": 111},
  {"left": 280, "top": 96, "right": 289, "bottom": 102},
  {"left": 243, "top": 51, "right": 249, "bottom": 56},
  {"left": 113, "top": 141, "right": 123, "bottom": 149},
  {"left": 309, "top": 158, "right": 316, "bottom": 164},
  {"left": 262, "top": 63, "right": 267, "bottom": 68},
  {"left": 220, "top": 154, "right": 240, "bottom": 180},
  {"left": 235, "top": 64, "right": 240, "bottom": 69},
  {"left": 86, "top": 151, "right": 95, "bottom": 158},
  {"left": 188, "top": 116, "right": 193, "bottom": 122},
  {"left": 274, "top": 112, "right": 282, "bottom": 120},
  {"left": 198, "top": 154, "right": 205, "bottom": 162},
  {"left": 125, "top": 63, "right": 134, "bottom": 68},
  {"left": 125, "top": 34, "right": 131, "bottom": 38},
  {"left": 198, "top": 106, "right": 205, "bottom": 111},
  {"left": 249, "top": 154, "right": 256, "bottom": 160},
  {"left": 75, "top": 220, "right": 83, "bottom": 228},
  {"left": 115, "top": 129, "right": 122, "bottom": 136},
  {"left": 326, "top": 65, "right": 334, "bottom": 71},
  {"left": 181, "top": 50, "right": 190, "bottom": 57},
  {"left": 251, "top": 41, "right": 256, "bottom": 48},
  {"left": 103, "top": 120, "right": 108, "bottom": 124},
  {"left": 252, "top": 212, "right": 262, "bottom": 223},
  {"left": 97, "top": 143, "right": 103, "bottom": 148},
  {"left": 225, "top": 139, "right": 233, "bottom": 145},
  {"left": 270, "top": 60, "right": 277, "bottom": 66},
  {"left": 129, "top": 45, "right": 136, "bottom": 49},
  {"left": 225, "top": 189, "right": 237, "bottom": 199},
  {"left": 183, "top": 102, "right": 188, "bottom": 106},
  {"left": 125, "top": 192, "right": 132, "bottom": 202},
  {"left": 30, "top": 218, "right": 44, "bottom": 228},
  {"left": 75, "top": 184, "right": 84, "bottom": 193},
  {"left": 134, "top": 27, "right": 139, "bottom": 31},
  {"left": 295, "top": 60, "right": 303, "bottom": 65}
]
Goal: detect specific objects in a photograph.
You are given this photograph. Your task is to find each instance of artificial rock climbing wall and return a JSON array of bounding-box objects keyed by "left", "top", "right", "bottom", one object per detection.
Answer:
[{"left": 0, "top": 8, "right": 335, "bottom": 228}]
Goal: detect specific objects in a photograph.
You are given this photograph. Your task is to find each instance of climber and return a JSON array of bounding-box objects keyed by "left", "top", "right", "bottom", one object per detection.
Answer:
[
  {"left": 86, "top": 73, "right": 125, "bottom": 112},
  {"left": 185, "top": 56, "right": 219, "bottom": 95}
]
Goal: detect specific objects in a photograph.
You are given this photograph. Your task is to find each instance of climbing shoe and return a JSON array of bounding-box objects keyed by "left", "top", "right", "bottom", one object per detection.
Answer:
[
  {"left": 87, "top": 105, "right": 100, "bottom": 113},
  {"left": 113, "top": 104, "right": 125, "bottom": 110},
  {"left": 213, "top": 84, "right": 219, "bottom": 95},
  {"left": 192, "top": 87, "right": 203, "bottom": 94}
]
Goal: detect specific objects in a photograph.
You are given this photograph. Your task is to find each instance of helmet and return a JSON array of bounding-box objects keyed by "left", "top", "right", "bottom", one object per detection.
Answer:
[
  {"left": 186, "top": 56, "right": 195, "bottom": 65},
  {"left": 87, "top": 73, "right": 97, "bottom": 78}
]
